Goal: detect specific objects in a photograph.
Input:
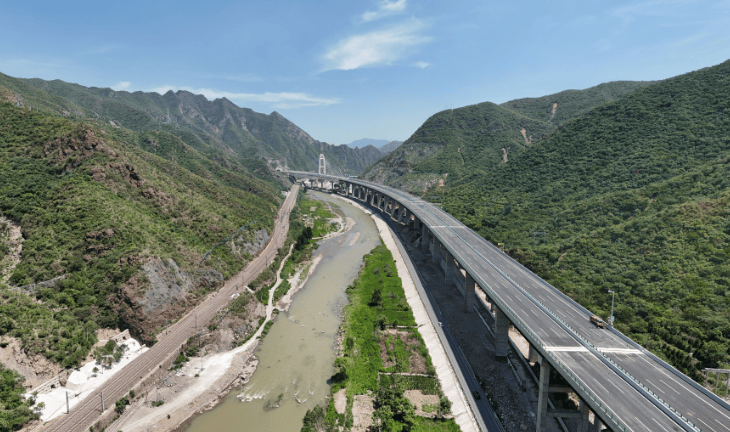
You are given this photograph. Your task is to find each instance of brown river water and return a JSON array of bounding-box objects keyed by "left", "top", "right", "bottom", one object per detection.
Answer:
[{"left": 185, "top": 191, "right": 380, "bottom": 432}]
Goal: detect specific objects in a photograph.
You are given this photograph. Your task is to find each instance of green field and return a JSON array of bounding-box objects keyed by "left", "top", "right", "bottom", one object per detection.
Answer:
[{"left": 302, "top": 245, "right": 459, "bottom": 432}]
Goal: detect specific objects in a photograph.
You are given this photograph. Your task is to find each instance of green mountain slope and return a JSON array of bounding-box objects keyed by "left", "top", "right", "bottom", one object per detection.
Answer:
[
  {"left": 0, "top": 101, "right": 280, "bottom": 370},
  {"left": 0, "top": 73, "right": 381, "bottom": 175},
  {"left": 361, "top": 81, "right": 650, "bottom": 193},
  {"left": 500, "top": 81, "right": 653, "bottom": 124},
  {"left": 441, "top": 60, "right": 730, "bottom": 383}
]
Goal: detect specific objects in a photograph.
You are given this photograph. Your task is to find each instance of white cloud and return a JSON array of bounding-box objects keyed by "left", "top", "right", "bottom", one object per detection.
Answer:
[
  {"left": 362, "top": 0, "right": 407, "bottom": 22},
  {"left": 322, "top": 20, "right": 431, "bottom": 71},
  {"left": 112, "top": 81, "right": 131, "bottom": 91},
  {"left": 149, "top": 85, "right": 340, "bottom": 109},
  {"left": 413, "top": 61, "right": 431, "bottom": 69}
]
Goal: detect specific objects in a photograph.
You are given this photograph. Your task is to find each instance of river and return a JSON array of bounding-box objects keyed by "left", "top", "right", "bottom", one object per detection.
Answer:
[{"left": 185, "top": 191, "right": 380, "bottom": 432}]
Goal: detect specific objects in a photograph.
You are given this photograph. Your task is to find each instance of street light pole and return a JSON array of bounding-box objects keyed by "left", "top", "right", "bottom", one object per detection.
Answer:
[{"left": 608, "top": 290, "right": 616, "bottom": 326}]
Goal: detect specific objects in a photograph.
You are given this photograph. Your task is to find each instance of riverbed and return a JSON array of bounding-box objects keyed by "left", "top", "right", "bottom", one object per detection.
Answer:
[{"left": 184, "top": 191, "right": 381, "bottom": 432}]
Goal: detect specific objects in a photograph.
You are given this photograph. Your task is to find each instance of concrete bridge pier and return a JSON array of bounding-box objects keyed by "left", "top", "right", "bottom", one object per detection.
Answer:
[
  {"left": 494, "top": 307, "right": 510, "bottom": 357},
  {"left": 533, "top": 354, "right": 602, "bottom": 432},
  {"left": 430, "top": 237, "right": 441, "bottom": 263},
  {"left": 414, "top": 217, "right": 420, "bottom": 231},
  {"left": 442, "top": 250, "right": 455, "bottom": 287},
  {"left": 536, "top": 355, "right": 551, "bottom": 432},
  {"left": 421, "top": 226, "right": 430, "bottom": 251},
  {"left": 464, "top": 272, "right": 476, "bottom": 312},
  {"left": 402, "top": 208, "right": 411, "bottom": 226}
]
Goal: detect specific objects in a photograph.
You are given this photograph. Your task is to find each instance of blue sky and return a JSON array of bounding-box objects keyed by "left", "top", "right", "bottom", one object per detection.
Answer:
[{"left": 1, "top": 0, "right": 729, "bottom": 144}]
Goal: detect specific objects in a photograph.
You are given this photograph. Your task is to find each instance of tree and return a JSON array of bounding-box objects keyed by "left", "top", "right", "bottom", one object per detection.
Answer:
[
  {"left": 114, "top": 396, "right": 129, "bottom": 415},
  {"left": 369, "top": 288, "right": 383, "bottom": 307},
  {"left": 438, "top": 397, "right": 452, "bottom": 417},
  {"left": 374, "top": 384, "right": 415, "bottom": 431}
]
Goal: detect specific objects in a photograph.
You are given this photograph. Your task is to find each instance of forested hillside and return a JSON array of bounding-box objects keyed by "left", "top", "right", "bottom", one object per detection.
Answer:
[
  {"left": 438, "top": 60, "right": 730, "bottom": 385},
  {"left": 0, "top": 73, "right": 382, "bottom": 175},
  {"left": 361, "top": 81, "right": 650, "bottom": 193},
  {"left": 0, "top": 100, "right": 283, "bottom": 365}
]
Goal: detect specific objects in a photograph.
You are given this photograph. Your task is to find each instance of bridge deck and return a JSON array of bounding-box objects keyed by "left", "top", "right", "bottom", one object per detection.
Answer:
[{"left": 291, "top": 172, "right": 730, "bottom": 432}]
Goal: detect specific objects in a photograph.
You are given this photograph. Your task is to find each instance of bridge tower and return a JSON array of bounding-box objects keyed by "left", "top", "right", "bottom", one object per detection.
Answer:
[{"left": 318, "top": 154, "right": 326, "bottom": 175}]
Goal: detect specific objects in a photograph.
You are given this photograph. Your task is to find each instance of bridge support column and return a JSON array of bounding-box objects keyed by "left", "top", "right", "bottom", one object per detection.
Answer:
[
  {"left": 430, "top": 237, "right": 440, "bottom": 263},
  {"left": 578, "top": 400, "right": 591, "bottom": 432},
  {"left": 536, "top": 355, "right": 551, "bottom": 432},
  {"left": 443, "top": 250, "right": 454, "bottom": 286},
  {"left": 528, "top": 345, "right": 538, "bottom": 363},
  {"left": 402, "top": 208, "right": 410, "bottom": 225},
  {"left": 421, "top": 226, "right": 430, "bottom": 251},
  {"left": 591, "top": 417, "right": 602, "bottom": 432},
  {"left": 464, "top": 272, "right": 476, "bottom": 312},
  {"left": 414, "top": 218, "right": 420, "bottom": 231},
  {"left": 494, "top": 307, "right": 509, "bottom": 358}
]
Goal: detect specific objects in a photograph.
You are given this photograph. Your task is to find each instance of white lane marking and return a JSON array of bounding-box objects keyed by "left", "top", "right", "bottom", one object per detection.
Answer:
[
  {"left": 652, "top": 418, "right": 670, "bottom": 432},
  {"left": 653, "top": 359, "right": 730, "bottom": 423},
  {"left": 607, "top": 378, "right": 626, "bottom": 394},
  {"left": 544, "top": 346, "right": 588, "bottom": 352},
  {"left": 592, "top": 380, "right": 609, "bottom": 394},
  {"left": 659, "top": 379, "right": 680, "bottom": 394},
  {"left": 697, "top": 417, "right": 718, "bottom": 432},
  {"left": 597, "top": 348, "right": 643, "bottom": 354},
  {"left": 634, "top": 416, "right": 651, "bottom": 431},
  {"left": 644, "top": 379, "right": 664, "bottom": 394}
]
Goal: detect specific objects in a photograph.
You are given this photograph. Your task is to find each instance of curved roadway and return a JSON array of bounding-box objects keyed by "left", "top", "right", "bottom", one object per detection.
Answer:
[{"left": 293, "top": 172, "right": 730, "bottom": 432}]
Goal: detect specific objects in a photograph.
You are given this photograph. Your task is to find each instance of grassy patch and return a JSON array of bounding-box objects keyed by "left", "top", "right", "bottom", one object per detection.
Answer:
[{"left": 303, "top": 245, "right": 459, "bottom": 431}]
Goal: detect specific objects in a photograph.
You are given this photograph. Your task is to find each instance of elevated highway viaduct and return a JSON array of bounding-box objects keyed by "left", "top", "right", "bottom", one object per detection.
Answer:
[{"left": 290, "top": 171, "right": 730, "bottom": 432}]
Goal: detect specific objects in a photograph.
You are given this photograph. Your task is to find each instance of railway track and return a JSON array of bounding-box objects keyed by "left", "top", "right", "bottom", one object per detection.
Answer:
[{"left": 42, "top": 185, "right": 299, "bottom": 432}]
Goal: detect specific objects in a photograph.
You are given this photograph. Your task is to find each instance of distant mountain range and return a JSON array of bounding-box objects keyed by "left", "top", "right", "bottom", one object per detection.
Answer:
[
  {"left": 348, "top": 138, "right": 391, "bottom": 149},
  {"left": 362, "top": 80, "right": 654, "bottom": 192},
  {"left": 0, "top": 73, "right": 383, "bottom": 176},
  {"left": 379, "top": 140, "right": 403, "bottom": 155}
]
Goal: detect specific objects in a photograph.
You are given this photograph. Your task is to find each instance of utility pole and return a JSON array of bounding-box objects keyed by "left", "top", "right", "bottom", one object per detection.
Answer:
[
  {"left": 608, "top": 290, "right": 616, "bottom": 325},
  {"left": 100, "top": 390, "right": 104, "bottom": 412},
  {"left": 66, "top": 391, "right": 69, "bottom": 414}
]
